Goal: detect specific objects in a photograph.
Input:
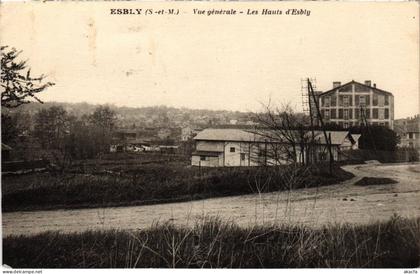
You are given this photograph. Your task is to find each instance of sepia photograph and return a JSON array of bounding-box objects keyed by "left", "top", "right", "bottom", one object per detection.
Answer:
[{"left": 0, "top": 0, "right": 419, "bottom": 270}]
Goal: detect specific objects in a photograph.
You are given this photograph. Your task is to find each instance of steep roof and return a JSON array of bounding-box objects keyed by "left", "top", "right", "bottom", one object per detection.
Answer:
[
  {"left": 194, "top": 128, "right": 351, "bottom": 146},
  {"left": 350, "top": 134, "right": 362, "bottom": 143},
  {"left": 313, "top": 131, "right": 350, "bottom": 146},
  {"left": 320, "top": 80, "right": 393, "bottom": 96}
]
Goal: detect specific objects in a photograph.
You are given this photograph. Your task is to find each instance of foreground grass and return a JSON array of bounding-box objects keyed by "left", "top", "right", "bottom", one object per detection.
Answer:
[
  {"left": 2, "top": 160, "right": 353, "bottom": 212},
  {"left": 3, "top": 215, "right": 419, "bottom": 268}
]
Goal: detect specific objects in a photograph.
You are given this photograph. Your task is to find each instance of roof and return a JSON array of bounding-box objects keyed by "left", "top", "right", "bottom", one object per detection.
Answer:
[
  {"left": 194, "top": 128, "right": 260, "bottom": 142},
  {"left": 351, "top": 134, "right": 362, "bottom": 143},
  {"left": 320, "top": 80, "right": 393, "bottom": 96},
  {"left": 194, "top": 128, "right": 351, "bottom": 146},
  {"left": 312, "top": 131, "right": 350, "bottom": 146}
]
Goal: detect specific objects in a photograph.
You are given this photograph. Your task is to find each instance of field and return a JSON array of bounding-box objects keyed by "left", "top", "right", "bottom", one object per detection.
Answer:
[
  {"left": 3, "top": 215, "right": 419, "bottom": 268},
  {"left": 1, "top": 152, "right": 353, "bottom": 212},
  {"left": 4, "top": 162, "right": 420, "bottom": 237},
  {"left": 3, "top": 154, "right": 419, "bottom": 268}
]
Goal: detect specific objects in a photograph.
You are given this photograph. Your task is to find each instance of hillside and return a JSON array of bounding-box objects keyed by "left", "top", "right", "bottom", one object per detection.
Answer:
[{"left": 2, "top": 101, "right": 257, "bottom": 128}]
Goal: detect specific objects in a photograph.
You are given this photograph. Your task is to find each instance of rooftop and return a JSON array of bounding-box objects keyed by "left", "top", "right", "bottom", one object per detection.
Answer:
[
  {"left": 320, "top": 80, "right": 393, "bottom": 96},
  {"left": 194, "top": 128, "right": 352, "bottom": 146}
]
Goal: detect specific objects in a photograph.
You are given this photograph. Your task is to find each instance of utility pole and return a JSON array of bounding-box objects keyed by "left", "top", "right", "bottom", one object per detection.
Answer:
[
  {"left": 307, "top": 79, "right": 334, "bottom": 174},
  {"left": 301, "top": 78, "right": 316, "bottom": 164},
  {"left": 360, "top": 106, "right": 376, "bottom": 151},
  {"left": 307, "top": 86, "right": 316, "bottom": 165}
]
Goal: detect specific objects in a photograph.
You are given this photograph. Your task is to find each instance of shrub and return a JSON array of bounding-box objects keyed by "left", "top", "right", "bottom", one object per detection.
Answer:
[{"left": 355, "top": 177, "right": 399, "bottom": 186}]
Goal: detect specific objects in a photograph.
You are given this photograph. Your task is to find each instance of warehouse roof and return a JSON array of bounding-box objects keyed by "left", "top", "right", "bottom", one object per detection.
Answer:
[{"left": 194, "top": 128, "right": 353, "bottom": 146}]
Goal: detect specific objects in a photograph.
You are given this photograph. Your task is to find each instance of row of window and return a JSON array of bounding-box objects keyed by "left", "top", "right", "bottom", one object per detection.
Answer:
[
  {"left": 404, "top": 132, "right": 417, "bottom": 139},
  {"left": 322, "top": 94, "right": 389, "bottom": 107},
  {"left": 200, "top": 152, "right": 247, "bottom": 161},
  {"left": 322, "top": 108, "right": 390, "bottom": 120},
  {"left": 335, "top": 121, "right": 390, "bottom": 128}
]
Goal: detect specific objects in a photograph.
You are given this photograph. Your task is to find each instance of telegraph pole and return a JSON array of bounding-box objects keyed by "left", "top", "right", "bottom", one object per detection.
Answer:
[{"left": 307, "top": 79, "right": 334, "bottom": 174}]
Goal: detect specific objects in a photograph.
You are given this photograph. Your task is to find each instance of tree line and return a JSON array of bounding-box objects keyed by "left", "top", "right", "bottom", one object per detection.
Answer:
[
  {"left": 2, "top": 105, "right": 117, "bottom": 160},
  {"left": 1, "top": 45, "right": 117, "bottom": 163}
]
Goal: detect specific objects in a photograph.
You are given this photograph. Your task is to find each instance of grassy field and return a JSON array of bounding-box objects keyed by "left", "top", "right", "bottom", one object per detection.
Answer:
[
  {"left": 2, "top": 153, "right": 354, "bottom": 212},
  {"left": 3, "top": 215, "right": 419, "bottom": 268}
]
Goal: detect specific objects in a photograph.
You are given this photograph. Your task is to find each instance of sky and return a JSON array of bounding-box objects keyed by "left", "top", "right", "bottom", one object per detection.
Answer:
[{"left": 1, "top": 1, "right": 419, "bottom": 118}]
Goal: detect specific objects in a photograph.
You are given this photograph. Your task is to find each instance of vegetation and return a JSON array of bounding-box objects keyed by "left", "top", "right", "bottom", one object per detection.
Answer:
[
  {"left": 321, "top": 124, "right": 401, "bottom": 152},
  {"left": 2, "top": 157, "right": 353, "bottom": 212},
  {"left": 2, "top": 101, "right": 257, "bottom": 129},
  {"left": 1, "top": 45, "right": 54, "bottom": 108},
  {"left": 3, "top": 215, "right": 419, "bottom": 268},
  {"left": 349, "top": 125, "right": 400, "bottom": 152},
  {"left": 345, "top": 147, "right": 419, "bottom": 163},
  {"left": 355, "top": 177, "right": 399, "bottom": 186}
]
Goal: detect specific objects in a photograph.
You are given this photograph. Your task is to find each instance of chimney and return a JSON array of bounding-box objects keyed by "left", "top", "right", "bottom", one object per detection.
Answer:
[
  {"left": 365, "top": 80, "right": 371, "bottom": 86},
  {"left": 373, "top": 83, "right": 376, "bottom": 88},
  {"left": 333, "top": 81, "right": 341, "bottom": 88}
]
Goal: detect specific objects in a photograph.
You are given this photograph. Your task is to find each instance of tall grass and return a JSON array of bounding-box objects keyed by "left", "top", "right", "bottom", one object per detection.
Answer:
[{"left": 3, "top": 215, "right": 419, "bottom": 268}]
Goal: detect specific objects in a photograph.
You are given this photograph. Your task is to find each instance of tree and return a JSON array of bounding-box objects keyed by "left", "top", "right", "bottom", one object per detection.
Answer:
[
  {"left": 1, "top": 111, "right": 32, "bottom": 146},
  {"left": 89, "top": 105, "right": 116, "bottom": 132},
  {"left": 1, "top": 46, "right": 54, "bottom": 108},
  {"left": 64, "top": 115, "right": 99, "bottom": 160},
  {"left": 33, "top": 106, "right": 69, "bottom": 149},
  {"left": 253, "top": 103, "right": 314, "bottom": 165},
  {"left": 1, "top": 114, "right": 19, "bottom": 146},
  {"left": 88, "top": 106, "right": 117, "bottom": 154},
  {"left": 349, "top": 125, "right": 400, "bottom": 151}
]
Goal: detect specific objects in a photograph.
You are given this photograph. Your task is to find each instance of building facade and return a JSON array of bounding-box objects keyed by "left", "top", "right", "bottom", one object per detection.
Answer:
[
  {"left": 394, "top": 115, "right": 420, "bottom": 152},
  {"left": 316, "top": 80, "right": 394, "bottom": 129},
  {"left": 191, "top": 128, "right": 360, "bottom": 167}
]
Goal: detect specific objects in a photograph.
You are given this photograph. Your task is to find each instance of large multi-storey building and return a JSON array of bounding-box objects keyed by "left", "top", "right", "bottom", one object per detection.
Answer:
[{"left": 316, "top": 80, "right": 394, "bottom": 129}]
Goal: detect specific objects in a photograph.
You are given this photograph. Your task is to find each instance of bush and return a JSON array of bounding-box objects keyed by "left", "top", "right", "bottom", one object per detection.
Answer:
[
  {"left": 346, "top": 148, "right": 419, "bottom": 163},
  {"left": 349, "top": 125, "right": 399, "bottom": 151},
  {"left": 355, "top": 177, "right": 399, "bottom": 186}
]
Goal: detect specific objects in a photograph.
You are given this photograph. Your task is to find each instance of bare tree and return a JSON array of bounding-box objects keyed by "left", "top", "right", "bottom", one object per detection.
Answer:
[
  {"left": 1, "top": 45, "right": 54, "bottom": 108},
  {"left": 33, "top": 106, "right": 73, "bottom": 173},
  {"left": 251, "top": 103, "right": 315, "bottom": 166}
]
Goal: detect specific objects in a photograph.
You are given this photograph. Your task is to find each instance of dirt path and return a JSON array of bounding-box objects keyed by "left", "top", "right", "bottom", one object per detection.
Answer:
[{"left": 3, "top": 163, "right": 420, "bottom": 237}]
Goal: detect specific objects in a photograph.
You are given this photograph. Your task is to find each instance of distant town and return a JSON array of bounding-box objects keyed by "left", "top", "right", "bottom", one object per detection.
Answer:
[{"left": 2, "top": 79, "right": 419, "bottom": 168}]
